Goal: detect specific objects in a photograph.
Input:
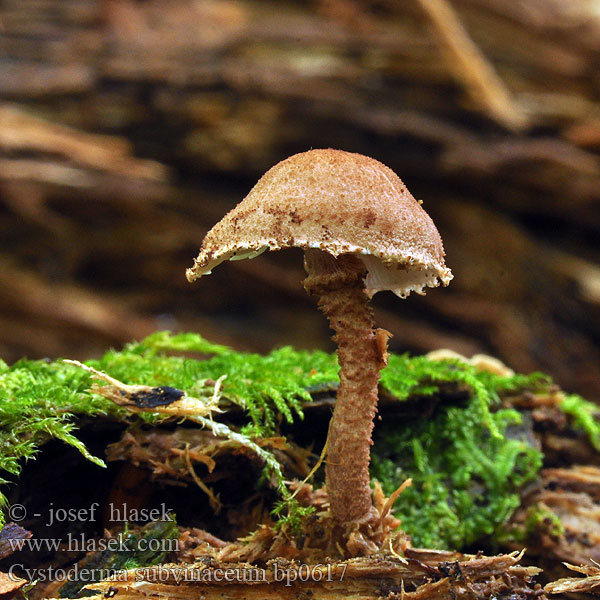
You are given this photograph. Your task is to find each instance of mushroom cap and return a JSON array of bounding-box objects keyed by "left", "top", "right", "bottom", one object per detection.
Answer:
[{"left": 187, "top": 149, "right": 452, "bottom": 298}]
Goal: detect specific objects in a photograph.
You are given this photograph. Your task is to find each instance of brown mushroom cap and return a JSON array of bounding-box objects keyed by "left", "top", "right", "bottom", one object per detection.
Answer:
[{"left": 187, "top": 149, "right": 452, "bottom": 298}]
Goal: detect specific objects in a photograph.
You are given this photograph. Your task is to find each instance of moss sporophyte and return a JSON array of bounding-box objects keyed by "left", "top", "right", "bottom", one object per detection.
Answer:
[{"left": 2, "top": 331, "right": 600, "bottom": 549}]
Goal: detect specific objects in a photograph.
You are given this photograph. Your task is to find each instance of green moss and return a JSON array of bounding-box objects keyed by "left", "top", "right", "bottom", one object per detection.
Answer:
[
  {"left": 495, "top": 502, "right": 565, "bottom": 546},
  {"left": 559, "top": 394, "right": 600, "bottom": 451},
  {"left": 380, "top": 355, "right": 548, "bottom": 438},
  {"left": 0, "top": 358, "right": 118, "bottom": 516},
  {"left": 0, "top": 332, "right": 337, "bottom": 528},
  {"left": 524, "top": 503, "right": 565, "bottom": 538},
  {"left": 1, "top": 331, "right": 599, "bottom": 548},
  {"left": 371, "top": 357, "right": 569, "bottom": 550},
  {"left": 90, "top": 331, "right": 339, "bottom": 436},
  {"left": 371, "top": 405, "right": 543, "bottom": 549}
]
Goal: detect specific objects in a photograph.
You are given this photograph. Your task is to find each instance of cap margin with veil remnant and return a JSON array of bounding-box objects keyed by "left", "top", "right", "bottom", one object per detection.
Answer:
[{"left": 186, "top": 149, "right": 452, "bottom": 298}]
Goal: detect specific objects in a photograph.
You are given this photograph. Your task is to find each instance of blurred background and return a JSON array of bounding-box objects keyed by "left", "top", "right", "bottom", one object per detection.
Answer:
[{"left": 0, "top": 0, "right": 599, "bottom": 399}]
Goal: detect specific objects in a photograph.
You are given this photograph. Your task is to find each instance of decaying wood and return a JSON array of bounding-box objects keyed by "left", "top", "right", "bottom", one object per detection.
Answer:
[
  {"left": 508, "top": 466, "right": 600, "bottom": 568},
  {"left": 1, "top": 0, "right": 599, "bottom": 403},
  {"left": 66, "top": 550, "right": 544, "bottom": 600},
  {"left": 0, "top": 571, "right": 27, "bottom": 599},
  {"left": 0, "top": 105, "right": 166, "bottom": 181},
  {"left": 4, "top": 351, "right": 600, "bottom": 598},
  {"left": 99, "top": 377, "right": 600, "bottom": 567},
  {"left": 414, "top": 0, "right": 528, "bottom": 131},
  {"left": 0, "top": 523, "right": 31, "bottom": 561},
  {"left": 106, "top": 429, "right": 313, "bottom": 485},
  {"left": 545, "top": 563, "right": 600, "bottom": 595},
  {"left": 106, "top": 427, "right": 313, "bottom": 532},
  {"left": 1, "top": 12, "right": 600, "bottom": 596},
  {"left": 0, "top": 258, "right": 156, "bottom": 344}
]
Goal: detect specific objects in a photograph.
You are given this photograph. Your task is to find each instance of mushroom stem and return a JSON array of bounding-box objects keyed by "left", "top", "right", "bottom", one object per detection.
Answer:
[{"left": 303, "top": 249, "right": 388, "bottom": 524}]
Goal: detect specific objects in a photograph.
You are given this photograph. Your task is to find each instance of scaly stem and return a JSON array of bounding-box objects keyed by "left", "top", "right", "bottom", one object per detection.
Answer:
[{"left": 303, "top": 250, "right": 387, "bottom": 524}]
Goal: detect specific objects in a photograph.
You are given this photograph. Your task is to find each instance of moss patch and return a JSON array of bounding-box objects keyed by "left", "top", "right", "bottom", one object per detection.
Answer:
[
  {"left": 0, "top": 358, "right": 116, "bottom": 514},
  {"left": 372, "top": 355, "right": 554, "bottom": 549},
  {"left": 91, "top": 331, "right": 339, "bottom": 436},
  {"left": 372, "top": 405, "right": 542, "bottom": 549},
  {"left": 1, "top": 331, "right": 599, "bottom": 548}
]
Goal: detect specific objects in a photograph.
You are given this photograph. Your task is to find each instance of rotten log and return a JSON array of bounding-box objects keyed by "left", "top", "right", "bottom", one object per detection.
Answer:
[
  {"left": 65, "top": 550, "right": 545, "bottom": 600},
  {"left": 0, "top": 0, "right": 599, "bottom": 403}
]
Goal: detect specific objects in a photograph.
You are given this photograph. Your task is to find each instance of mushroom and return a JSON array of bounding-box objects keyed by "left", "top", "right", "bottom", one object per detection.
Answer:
[{"left": 187, "top": 149, "right": 452, "bottom": 526}]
